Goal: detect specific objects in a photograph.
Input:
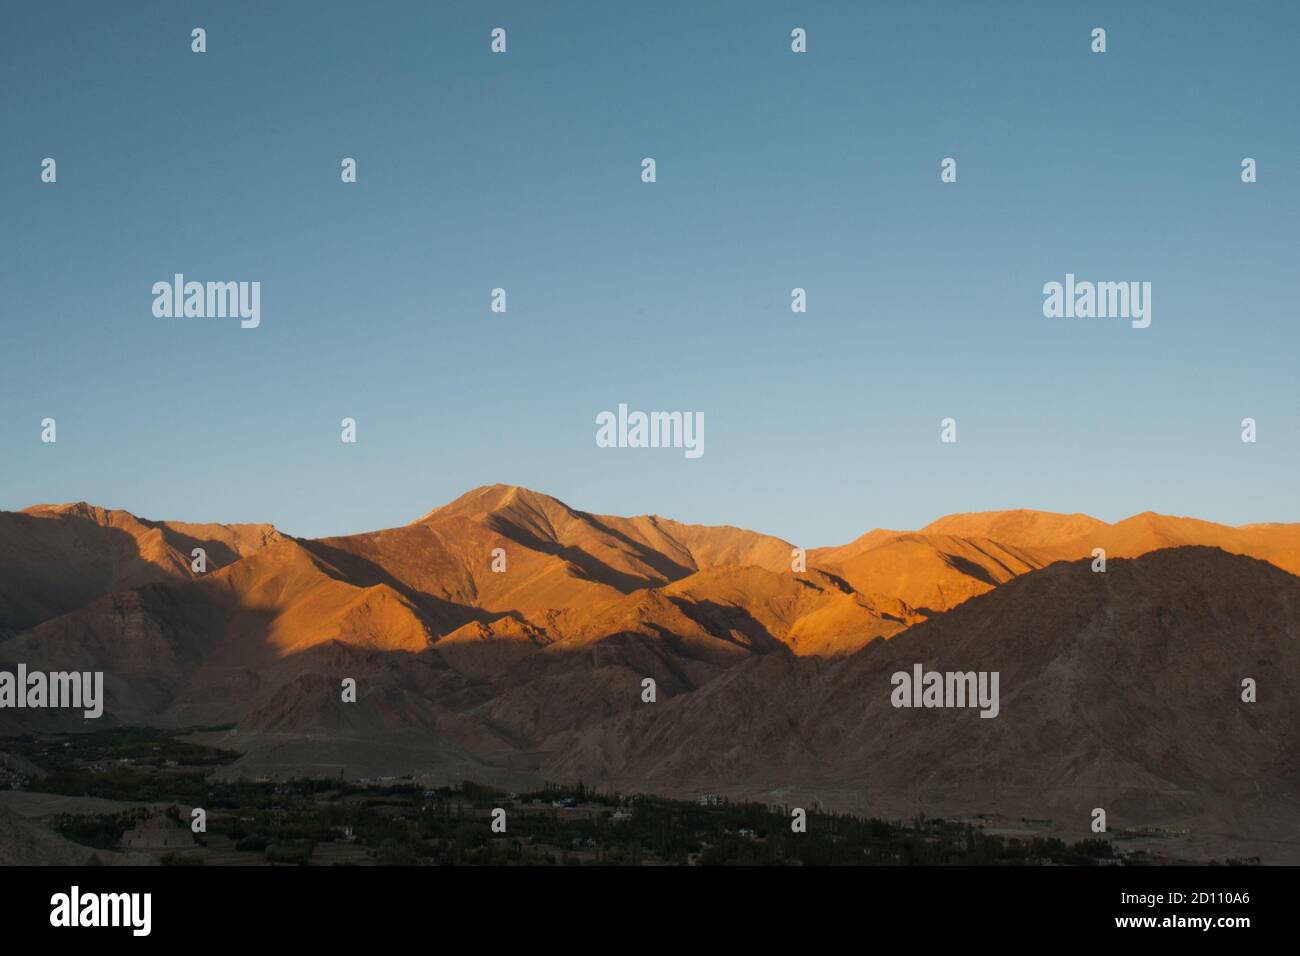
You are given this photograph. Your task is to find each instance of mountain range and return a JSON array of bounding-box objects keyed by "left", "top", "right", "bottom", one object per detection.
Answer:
[{"left": 2, "top": 485, "right": 1297, "bottom": 861}]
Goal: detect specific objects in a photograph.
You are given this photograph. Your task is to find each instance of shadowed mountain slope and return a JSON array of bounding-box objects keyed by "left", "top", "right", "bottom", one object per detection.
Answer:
[
  {"left": 544, "top": 548, "right": 1300, "bottom": 860},
  {"left": 0, "top": 503, "right": 280, "bottom": 639}
]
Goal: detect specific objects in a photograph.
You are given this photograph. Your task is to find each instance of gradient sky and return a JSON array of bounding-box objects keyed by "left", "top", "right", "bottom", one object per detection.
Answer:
[{"left": 2, "top": 1, "right": 1297, "bottom": 547}]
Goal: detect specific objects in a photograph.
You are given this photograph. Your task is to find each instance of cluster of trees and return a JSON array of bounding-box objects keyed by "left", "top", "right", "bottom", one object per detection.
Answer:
[{"left": 20, "top": 735, "right": 1141, "bottom": 867}]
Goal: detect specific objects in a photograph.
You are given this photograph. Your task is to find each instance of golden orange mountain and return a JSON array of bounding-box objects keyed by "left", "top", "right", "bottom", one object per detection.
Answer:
[
  {"left": 0, "top": 503, "right": 281, "bottom": 638},
  {"left": 4, "top": 488, "right": 1298, "bottom": 664},
  {"left": 3, "top": 489, "right": 1299, "bottom": 860}
]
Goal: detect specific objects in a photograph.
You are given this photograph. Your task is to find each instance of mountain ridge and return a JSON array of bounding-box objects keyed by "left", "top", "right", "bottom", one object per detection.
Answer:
[
  {"left": 5, "top": 485, "right": 1299, "bottom": 657},
  {"left": 2, "top": 490, "right": 1298, "bottom": 861}
]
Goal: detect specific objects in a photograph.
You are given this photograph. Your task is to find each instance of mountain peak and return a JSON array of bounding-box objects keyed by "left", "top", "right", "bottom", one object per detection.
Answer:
[
  {"left": 411, "top": 484, "right": 572, "bottom": 525},
  {"left": 920, "top": 508, "right": 1106, "bottom": 544}
]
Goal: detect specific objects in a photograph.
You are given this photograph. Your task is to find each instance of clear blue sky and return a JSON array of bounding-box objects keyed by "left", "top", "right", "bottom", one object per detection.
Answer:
[{"left": 2, "top": 1, "right": 1296, "bottom": 547}]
